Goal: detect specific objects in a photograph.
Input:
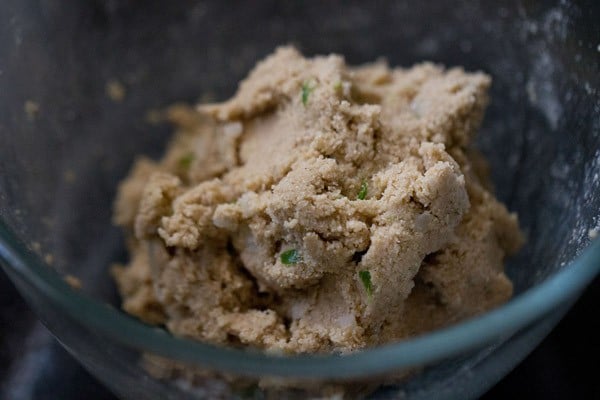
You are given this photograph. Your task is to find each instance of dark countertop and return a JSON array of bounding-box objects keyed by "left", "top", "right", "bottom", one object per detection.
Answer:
[{"left": 0, "top": 269, "right": 597, "bottom": 399}]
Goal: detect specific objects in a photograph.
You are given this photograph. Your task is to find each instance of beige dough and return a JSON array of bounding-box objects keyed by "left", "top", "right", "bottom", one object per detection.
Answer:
[{"left": 112, "top": 47, "right": 523, "bottom": 354}]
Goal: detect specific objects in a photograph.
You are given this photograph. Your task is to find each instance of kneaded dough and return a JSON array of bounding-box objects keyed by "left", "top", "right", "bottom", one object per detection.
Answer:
[{"left": 112, "top": 47, "right": 523, "bottom": 354}]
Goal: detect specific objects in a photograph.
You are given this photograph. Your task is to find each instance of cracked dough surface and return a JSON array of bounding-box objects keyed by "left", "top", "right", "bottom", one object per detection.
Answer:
[{"left": 112, "top": 47, "right": 523, "bottom": 354}]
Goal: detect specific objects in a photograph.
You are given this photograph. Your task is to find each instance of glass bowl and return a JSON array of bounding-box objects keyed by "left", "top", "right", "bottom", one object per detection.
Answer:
[{"left": 1, "top": 1, "right": 598, "bottom": 399}]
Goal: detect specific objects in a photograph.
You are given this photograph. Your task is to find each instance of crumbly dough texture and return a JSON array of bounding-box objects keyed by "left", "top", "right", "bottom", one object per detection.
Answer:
[{"left": 112, "top": 47, "right": 523, "bottom": 354}]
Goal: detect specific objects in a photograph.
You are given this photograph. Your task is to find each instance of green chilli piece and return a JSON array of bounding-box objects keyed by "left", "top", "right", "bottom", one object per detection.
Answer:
[
  {"left": 178, "top": 152, "right": 195, "bottom": 168},
  {"left": 280, "top": 249, "right": 301, "bottom": 265},
  {"left": 357, "top": 181, "right": 368, "bottom": 200},
  {"left": 358, "top": 270, "right": 373, "bottom": 297},
  {"left": 301, "top": 81, "right": 315, "bottom": 106}
]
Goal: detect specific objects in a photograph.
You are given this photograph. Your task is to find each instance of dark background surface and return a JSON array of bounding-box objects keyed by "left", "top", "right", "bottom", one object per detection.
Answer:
[{"left": 0, "top": 269, "right": 597, "bottom": 399}]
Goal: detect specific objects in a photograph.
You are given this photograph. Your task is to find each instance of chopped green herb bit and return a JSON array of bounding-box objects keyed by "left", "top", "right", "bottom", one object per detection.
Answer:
[
  {"left": 280, "top": 249, "right": 301, "bottom": 264},
  {"left": 333, "top": 81, "right": 342, "bottom": 91},
  {"left": 357, "top": 181, "right": 368, "bottom": 200},
  {"left": 301, "top": 81, "right": 315, "bottom": 106},
  {"left": 178, "top": 152, "right": 195, "bottom": 168},
  {"left": 358, "top": 270, "right": 373, "bottom": 297}
]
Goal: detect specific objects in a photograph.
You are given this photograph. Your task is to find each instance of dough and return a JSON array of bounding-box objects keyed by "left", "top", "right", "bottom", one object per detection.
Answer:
[{"left": 112, "top": 47, "right": 523, "bottom": 354}]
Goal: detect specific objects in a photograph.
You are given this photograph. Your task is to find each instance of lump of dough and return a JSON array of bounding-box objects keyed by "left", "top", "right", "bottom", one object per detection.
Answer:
[{"left": 112, "top": 46, "right": 523, "bottom": 354}]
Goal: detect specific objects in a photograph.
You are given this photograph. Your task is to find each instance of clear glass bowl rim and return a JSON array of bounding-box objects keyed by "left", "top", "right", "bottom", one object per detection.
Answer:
[{"left": 0, "top": 219, "right": 598, "bottom": 379}]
